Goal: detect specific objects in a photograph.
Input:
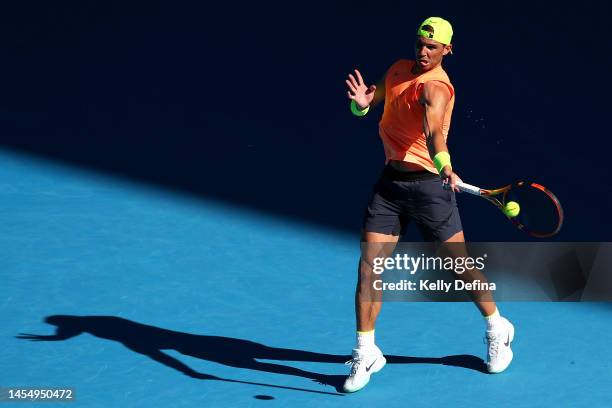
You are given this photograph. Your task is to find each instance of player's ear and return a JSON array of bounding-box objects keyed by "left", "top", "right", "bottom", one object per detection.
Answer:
[{"left": 443, "top": 44, "right": 453, "bottom": 56}]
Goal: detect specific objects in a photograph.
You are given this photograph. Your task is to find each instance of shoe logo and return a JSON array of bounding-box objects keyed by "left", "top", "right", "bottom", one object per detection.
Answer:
[
  {"left": 365, "top": 358, "right": 378, "bottom": 372},
  {"left": 504, "top": 334, "right": 510, "bottom": 347}
]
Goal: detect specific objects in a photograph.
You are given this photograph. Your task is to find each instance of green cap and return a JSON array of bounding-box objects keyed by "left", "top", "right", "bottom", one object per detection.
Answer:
[{"left": 417, "top": 17, "right": 453, "bottom": 45}]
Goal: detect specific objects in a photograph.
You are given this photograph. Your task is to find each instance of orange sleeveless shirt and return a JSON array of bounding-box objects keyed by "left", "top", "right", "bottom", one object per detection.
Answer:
[{"left": 379, "top": 59, "right": 455, "bottom": 174}]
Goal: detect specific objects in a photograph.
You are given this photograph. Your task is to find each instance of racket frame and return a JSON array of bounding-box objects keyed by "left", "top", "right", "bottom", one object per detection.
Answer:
[{"left": 455, "top": 181, "right": 564, "bottom": 238}]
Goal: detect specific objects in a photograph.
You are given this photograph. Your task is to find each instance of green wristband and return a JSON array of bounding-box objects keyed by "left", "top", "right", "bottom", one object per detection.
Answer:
[
  {"left": 433, "top": 151, "right": 452, "bottom": 174},
  {"left": 350, "top": 100, "right": 370, "bottom": 117}
]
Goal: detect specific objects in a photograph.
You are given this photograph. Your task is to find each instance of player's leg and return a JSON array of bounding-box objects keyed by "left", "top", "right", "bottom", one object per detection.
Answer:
[
  {"left": 442, "top": 230, "right": 496, "bottom": 316},
  {"left": 442, "top": 231, "right": 515, "bottom": 373},
  {"left": 356, "top": 230, "right": 399, "bottom": 332},
  {"left": 343, "top": 230, "right": 398, "bottom": 393},
  {"left": 344, "top": 168, "right": 405, "bottom": 393},
  {"left": 413, "top": 177, "right": 514, "bottom": 373}
]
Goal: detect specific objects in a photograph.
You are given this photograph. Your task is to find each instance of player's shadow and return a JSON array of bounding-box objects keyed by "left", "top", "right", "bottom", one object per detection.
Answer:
[{"left": 16, "top": 315, "right": 487, "bottom": 393}]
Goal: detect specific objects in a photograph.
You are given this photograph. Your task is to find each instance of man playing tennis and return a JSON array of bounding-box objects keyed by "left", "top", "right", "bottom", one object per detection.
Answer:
[{"left": 343, "top": 17, "right": 515, "bottom": 392}]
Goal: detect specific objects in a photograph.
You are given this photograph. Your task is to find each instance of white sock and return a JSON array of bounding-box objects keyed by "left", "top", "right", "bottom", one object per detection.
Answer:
[
  {"left": 484, "top": 308, "right": 504, "bottom": 331},
  {"left": 356, "top": 330, "right": 375, "bottom": 350}
]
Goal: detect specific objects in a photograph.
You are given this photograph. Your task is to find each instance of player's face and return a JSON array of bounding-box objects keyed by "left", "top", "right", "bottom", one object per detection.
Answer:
[{"left": 414, "top": 36, "right": 451, "bottom": 72}]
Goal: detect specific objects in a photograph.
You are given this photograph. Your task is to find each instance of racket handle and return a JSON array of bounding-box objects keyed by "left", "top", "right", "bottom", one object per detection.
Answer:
[{"left": 455, "top": 181, "right": 482, "bottom": 195}]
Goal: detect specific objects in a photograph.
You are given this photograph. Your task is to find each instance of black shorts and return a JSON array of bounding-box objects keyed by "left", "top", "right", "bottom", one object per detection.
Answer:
[{"left": 362, "top": 164, "right": 463, "bottom": 242}]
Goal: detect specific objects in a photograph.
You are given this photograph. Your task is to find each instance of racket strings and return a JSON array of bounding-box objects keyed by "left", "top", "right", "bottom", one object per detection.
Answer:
[{"left": 505, "top": 184, "right": 563, "bottom": 237}]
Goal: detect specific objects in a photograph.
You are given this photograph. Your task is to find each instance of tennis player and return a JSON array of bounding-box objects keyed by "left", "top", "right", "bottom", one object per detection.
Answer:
[{"left": 343, "top": 17, "right": 515, "bottom": 393}]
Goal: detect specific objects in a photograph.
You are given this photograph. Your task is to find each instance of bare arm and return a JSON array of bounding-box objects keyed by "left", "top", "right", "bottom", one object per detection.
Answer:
[
  {"left": 420, "top": 81, "right": 450, "bottom": 156},
  {"left": 419, "top": 81, "right": 462, "bottom": 191}
]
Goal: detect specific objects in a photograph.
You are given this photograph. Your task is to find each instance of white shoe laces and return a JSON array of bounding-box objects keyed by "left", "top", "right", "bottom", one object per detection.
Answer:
[
  {"left": 485, "top": 332, "right": 501, "bottom": 360},
  {"left": 345, "top": 358, "right": 362, "bottom": 376}
]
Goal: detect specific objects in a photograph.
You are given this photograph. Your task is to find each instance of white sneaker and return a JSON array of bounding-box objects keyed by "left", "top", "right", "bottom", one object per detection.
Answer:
[
  {"left": 485, "top": 317, "right": 515, "bottom": 373},
  {"left": 343, "top": 346, "right": 386, "bottom": 393}
]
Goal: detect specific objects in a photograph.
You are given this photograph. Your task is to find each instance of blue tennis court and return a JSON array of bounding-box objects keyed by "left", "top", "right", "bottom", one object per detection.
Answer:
[
  {"left": 2, "top": 150, "right": 610, "bottom": 407},
  {"left": 2, "top": 1, "right": 611, "bottom": 406}
]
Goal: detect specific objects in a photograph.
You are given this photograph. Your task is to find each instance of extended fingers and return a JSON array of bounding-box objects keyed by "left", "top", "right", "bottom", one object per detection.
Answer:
[
  {"left": 347, "top": 73, "right": 359, "bottom": 89},
  {"left": 354, "top": 69, "right": 365, "bottom": 85},
  {"left": 345, "top": 79, "right": 357, "bottom": 94}
]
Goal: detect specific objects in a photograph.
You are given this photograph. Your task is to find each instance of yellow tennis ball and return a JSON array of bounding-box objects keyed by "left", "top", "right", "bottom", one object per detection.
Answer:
[{"left": 504, "top": 201, "right": 520, "bottom": 217}]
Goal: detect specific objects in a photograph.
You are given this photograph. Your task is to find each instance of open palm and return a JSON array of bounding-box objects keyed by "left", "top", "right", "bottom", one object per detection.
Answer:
[{"left": 346, "top": 69, "right": 376, "bottom": 109}]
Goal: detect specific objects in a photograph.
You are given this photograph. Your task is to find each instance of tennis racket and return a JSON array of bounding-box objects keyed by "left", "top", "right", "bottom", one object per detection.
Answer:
[{"left": 451, "top": 180, "right": 564, "bottom": 238}]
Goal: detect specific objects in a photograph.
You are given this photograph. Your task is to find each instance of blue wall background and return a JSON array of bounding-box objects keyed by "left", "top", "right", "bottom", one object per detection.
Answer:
[{"left": 1, "top": 0, "right": 610, "bottom": 241}]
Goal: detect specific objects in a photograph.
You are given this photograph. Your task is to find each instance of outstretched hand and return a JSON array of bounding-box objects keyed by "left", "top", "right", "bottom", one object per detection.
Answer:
[{"left": 346, "top": 69, "right": 376, "bottom": 109}]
